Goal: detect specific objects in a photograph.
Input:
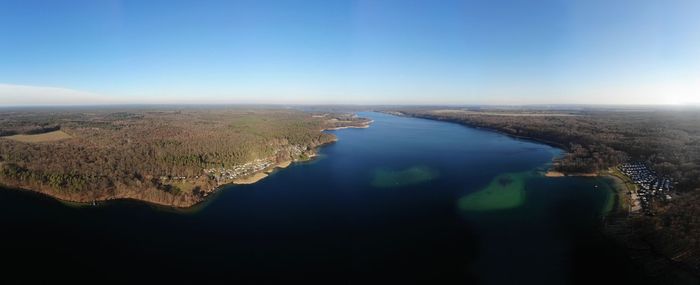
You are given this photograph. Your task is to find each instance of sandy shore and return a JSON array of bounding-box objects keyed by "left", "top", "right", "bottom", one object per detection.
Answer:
[
  {"left": 233, "top": 172, "right": 269, "bottom": 184},
  {"left": 323, "top": 125, "right": 370, "bottom": 131},
  {"left": 232, "top": 159, "right": 295, "bottom": 184},
  {"left": 544, "top": 170, "right": 565, "bottom": 177},
  {"left": 276, "top": 160, "right": 292, "bottom": 168},
  {"left": 605, "top": 174, "right": 632, "bottom": 213},
  {"left": 544, "top": 170, "right": 598, "bottom": 177},
  {"left": 605, "top": 168, "right": 640, "bottom": 213},
  {"left": 323, "top": 120, "right": 373, "bottom": 131},
  {"left": 545, "top": 167, "right": 635, "bottom": 214}
]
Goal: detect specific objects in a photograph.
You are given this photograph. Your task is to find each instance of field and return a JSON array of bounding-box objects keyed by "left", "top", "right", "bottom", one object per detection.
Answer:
[{"left": 3, "top": 130, "right": 72, "bottom": 143}]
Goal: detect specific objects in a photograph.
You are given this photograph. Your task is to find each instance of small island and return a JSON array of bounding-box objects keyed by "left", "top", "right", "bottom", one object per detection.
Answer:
[{"left": 0, "top": 108, "right": 371, "bottom": 207}]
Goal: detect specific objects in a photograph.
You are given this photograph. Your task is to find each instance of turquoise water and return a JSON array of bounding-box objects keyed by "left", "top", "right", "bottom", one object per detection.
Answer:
[{"left": 0, "top": 112, "right": 642, "bottom": 284}]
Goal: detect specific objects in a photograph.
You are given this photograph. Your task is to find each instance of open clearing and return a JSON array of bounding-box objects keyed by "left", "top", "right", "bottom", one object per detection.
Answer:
[{"left": 2, "top": 130, "right": 72, "bottom": 143}]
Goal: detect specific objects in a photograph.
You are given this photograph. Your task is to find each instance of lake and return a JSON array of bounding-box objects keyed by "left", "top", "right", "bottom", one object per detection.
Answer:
[{"left": 0, "top": 112, "right": 645, "bottom": 284}]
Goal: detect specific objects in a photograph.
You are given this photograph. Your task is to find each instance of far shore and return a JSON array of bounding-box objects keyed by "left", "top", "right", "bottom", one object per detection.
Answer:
[{"left": 389, "top": 112, "right": 569, "bottom": 150}]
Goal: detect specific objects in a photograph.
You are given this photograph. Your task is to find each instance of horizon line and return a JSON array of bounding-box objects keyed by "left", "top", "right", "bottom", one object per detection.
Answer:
[{"left": 1, "top": 103, "right": 698, "bottom": 109}]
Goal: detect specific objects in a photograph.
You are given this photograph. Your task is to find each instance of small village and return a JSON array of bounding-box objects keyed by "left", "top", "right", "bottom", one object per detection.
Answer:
[
  {"left": 157, "top": 145, "right": 313, "bottom": 197},
  {"left": 618, "top": 162, "right": 674, "bottom": 216},
  {"left": 202, "top": 144, "right": 310, "bottom": 183},
  {"left": 204, "top": 158, "right": 275, "bottom": 183}
]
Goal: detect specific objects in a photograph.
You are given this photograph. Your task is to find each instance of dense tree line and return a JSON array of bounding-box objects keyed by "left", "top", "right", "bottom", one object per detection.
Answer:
[
  {"left": 399, "top": 109, "right": 700, "bottom": 190},
  {"left": 0, "top": 109, "right": 368, "bottom": 203}
]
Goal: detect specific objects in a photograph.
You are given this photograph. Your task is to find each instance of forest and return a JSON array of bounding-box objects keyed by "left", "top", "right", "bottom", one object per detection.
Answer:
[
  {"left": 0, "top": 108, "right": 370, "bottom": 207},
  {"left": 392, "top": 107, "right": 700, "bottom": 274}
]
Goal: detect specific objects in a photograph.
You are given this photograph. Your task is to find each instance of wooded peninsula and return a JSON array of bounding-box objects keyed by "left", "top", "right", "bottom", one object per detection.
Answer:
[
  {"left": 0, "top": 108, "right": 371, "bottom": 207},
  {"left": 390, "top": 107, "right": 700, "bottom": 278}
]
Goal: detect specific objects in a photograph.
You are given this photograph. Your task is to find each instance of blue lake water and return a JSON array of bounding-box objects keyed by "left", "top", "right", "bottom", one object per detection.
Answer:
[{"left": 0, "top": 112, "right": 645, "bottom": 284}]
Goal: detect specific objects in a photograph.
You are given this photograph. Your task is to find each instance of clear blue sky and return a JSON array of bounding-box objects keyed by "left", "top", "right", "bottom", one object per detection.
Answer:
[{"left": 1, "top": 0, "right": 698, "bottom": 105}]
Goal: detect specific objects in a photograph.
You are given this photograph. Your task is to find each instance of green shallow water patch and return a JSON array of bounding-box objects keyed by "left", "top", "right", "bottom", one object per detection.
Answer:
[
  {"left": 599, "top": 178, "right": 617, "bottom": 216},
  {"left": 371, "top": 166, "right": 439, "bottom": 188},
  {"left": 459, "top": 172, "right": 528, "bottom": 211}
]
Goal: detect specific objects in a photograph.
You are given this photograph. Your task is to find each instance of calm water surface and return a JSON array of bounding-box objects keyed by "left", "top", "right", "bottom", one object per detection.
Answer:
[{"left": 1, "top": 112, "right": 644, "bottom": 284}]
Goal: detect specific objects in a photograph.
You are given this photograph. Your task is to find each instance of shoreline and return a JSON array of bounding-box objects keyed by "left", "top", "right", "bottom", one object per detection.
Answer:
[
  {"left": 322, "top": 120, "right": 373, "bottom": 131},
  {"left": 230, "top": 159, "right": 293, "bottom": 185},
  {"left": 391, "top": 112, "right": 635, "bottom": 217},
  {"left": 599, "top": 170, "right": 633, "bottom": 216},
  {"left": 544, "top": 170, "right": 598, "bottom": 177},
  {"left": 229, "top": 155, "right": 314, "bottom": 185},
  {"left": 356, "top": 112, "right": 698, "bottom": 281},
  {"left": 388, "top": 112, "right": 569, "bottom": 150},
  {"left": 543, "top": 168, "right": 633, "bottom": 215},
  {"left": 393, "top": 112, "right": 637, "bottom": 218},
  {"left": 0, "top": 144, "right": 327, "bottom": 209},
  {"left": 0, "top": 117, "right": 373, "bottom": 210}
]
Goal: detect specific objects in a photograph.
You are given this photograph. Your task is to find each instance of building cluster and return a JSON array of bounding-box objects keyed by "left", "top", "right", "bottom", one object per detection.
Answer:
[
  {"left": 204, "top": 158, "right": 274, "bottom": 182},
  {"left": 169, "top": 145, "right": 309, "bottom": 185},
  {"left": 618, "top": 162, "right": 673, "bottom": 215}
]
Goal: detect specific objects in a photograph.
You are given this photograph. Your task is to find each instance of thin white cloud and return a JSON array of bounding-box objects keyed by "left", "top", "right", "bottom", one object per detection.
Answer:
[
  {"left": 0, "top": 83, "right": 118, "bottom": 106},
  {"left": 0, "top": 81, "right": 697, "bottom": 106}
]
